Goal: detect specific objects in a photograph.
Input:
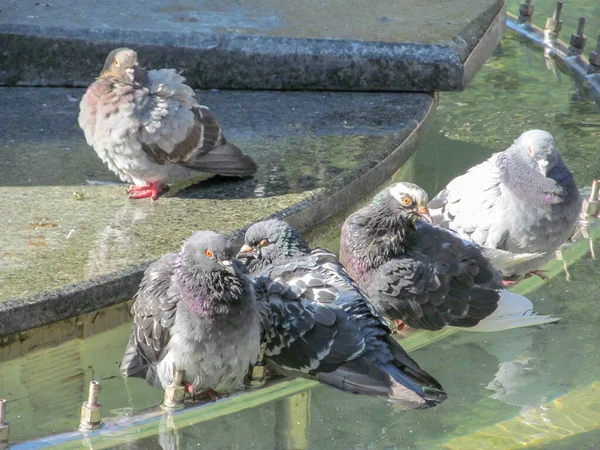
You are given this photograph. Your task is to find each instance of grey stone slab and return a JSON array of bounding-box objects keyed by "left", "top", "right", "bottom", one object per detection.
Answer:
[
  {"left": 0, "top": 0, "right": 506, "bottom": 91},
  {"left": 0, "top": 87, "right": 436, "bottom": 336}
]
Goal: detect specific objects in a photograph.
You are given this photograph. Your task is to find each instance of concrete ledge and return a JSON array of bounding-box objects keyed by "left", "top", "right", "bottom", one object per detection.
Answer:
[
  {"left": 0, "top": 0, "right": 505, "bottom": 91},
  {"left": 0, "top": 89, "right": 436, "bottom": 336}
]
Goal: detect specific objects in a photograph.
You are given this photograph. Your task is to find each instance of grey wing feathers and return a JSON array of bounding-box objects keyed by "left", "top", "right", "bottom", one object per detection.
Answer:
[
  {"left": 140, "top": 105, "right": 257, "bottom": 176},
  {"left": 138, "top": 69, "right": 257, "bottom": 176},
  {"left": 370, "top": 258, "right": 453, "bottom": 330},
  {"left": 120, "top": 253, "right": 179, "bottom": 377},
  {"left": 370, "top": 224, "right": 501, "bottom": 330},
  {"left": 429, "top": 154, "right": 506, "bottom": 248},
  {"left": 254, "top": 252, "right": 447, "bottom": 405},
  {"left": 256, "top": 275, "right": 366, "bottom": 374}
]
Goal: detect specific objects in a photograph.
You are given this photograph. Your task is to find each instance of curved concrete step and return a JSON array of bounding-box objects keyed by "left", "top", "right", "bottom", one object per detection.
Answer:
[{"left": 0, "top": 87, "right": 436, "bottom": 336}]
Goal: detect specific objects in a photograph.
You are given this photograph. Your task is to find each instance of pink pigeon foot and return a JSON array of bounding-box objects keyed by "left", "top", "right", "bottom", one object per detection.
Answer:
[
  {"left": 523, "top": 269, "right": 550, "bottom": 281},
  {"left": 127, "top": 181, "right": 164, "bottom": 200},
  {"left": 393, "top": 320, "right": 409, "bottom": 332},
  {"left": 197, "top": 388, "right": 227, "bottom": 402},
  {"left": 184, "top": 382, "right": 196, "bottom": 401},
  {"left": 503, "top": 269, "right": 549, "bottom": 286}
]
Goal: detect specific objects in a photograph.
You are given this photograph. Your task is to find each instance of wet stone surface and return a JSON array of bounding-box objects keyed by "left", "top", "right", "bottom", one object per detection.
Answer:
[
  {"left": 0, "top": 87, "right": 434, "bottom": 308},
  {"left": 0, "top": 0, "right": 505, "bottom": 90}
]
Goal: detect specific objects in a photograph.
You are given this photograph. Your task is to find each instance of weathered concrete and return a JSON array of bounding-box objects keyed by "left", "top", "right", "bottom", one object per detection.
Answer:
[
  {"left": 0, "top": 87, "right": 436, "bottom": 335},
  {"left": 0, "top": 0, "right": 506, "bottom": 91}
]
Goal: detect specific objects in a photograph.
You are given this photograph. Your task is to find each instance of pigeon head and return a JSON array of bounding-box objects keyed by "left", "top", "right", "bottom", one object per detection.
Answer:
[
  {"left": 100, "top": 47, "right": 146, "bottom": 84},
  {"left": 387, "top": 182, "right": 432, "bottom": 223},
  {"left": 179, "top": 231, "right": 241, "bottom": 278},
  {"left": 512, "top": 130, "right": 558, "bottom": 177},
  {"left": 341, "top": 183, "right": 430, "bottom": 272},
  {"left": 238, "top": 219, "right": 310, "bottom": 273},
  {"left": 177, "top": 231, "right": 251, "bottom": 312}
]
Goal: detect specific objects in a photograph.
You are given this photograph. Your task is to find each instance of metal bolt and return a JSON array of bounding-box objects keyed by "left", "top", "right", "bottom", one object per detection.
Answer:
[
  {"left": 79, "top": 381, "right": 102, "bottom": 432},
  {"left": 544, "top": 1, "right": 563, "bottom": 41},
  {"left": 588, "top": 35, "right": 600, "bottom": 74},
  {"left": 584, "top": 180, "right": 600, "bottom": 217},
  {"left": 162, "top": 367, "right": 185, "bottom": 411},
  {"left": 518, "top": 0, "right": 534, "bottom": 25},
  {"left": 568, "top": 17, "right": 587, "bottom": 55},
  {"left": 246, "top": 342, "right": 267, "bottom": 388},
  {"left": 0, "top": 399, "right": 9, "bottom": 447}
]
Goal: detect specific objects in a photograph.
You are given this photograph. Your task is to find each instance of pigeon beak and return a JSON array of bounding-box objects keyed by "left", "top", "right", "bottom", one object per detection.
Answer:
[
  {"left": 417, "top": 206, "right": 433, "bottom": 223},
  {"left": 125, "top": 68, "right": 135, "bottom": 81},
  {"left": 537, "top": 160, "right": 549, "bottom": 176},
  {"left": 219, "top": 259, "right": 236, "bottom": 274},
  {"left": 236, "top": 244, "right": 258, "bottom": 264}
]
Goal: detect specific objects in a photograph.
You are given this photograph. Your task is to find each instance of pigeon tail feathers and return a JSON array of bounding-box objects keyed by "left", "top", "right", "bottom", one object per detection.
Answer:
[
  {"left": 181, "top": 142, "right": 258, "bottom": 176},
  {"left": 120, "top": 331, "right": 148, "bottom": 378},
  {"left": 483, "top": 248, "right": 546, "bottom": 271},
  {"left": 315, "top": 358, "right": 445, "bottom": 408},
  {"left": 458, "top": 289, "right": 560, "bottom": 332}
]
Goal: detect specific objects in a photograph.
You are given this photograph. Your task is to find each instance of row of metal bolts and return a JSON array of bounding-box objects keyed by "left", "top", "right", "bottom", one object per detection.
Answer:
[
  {"left": 0, "top": 360, "right": 266, "bottom": 445},
  {"left": 519, "top": 0, "right": 600, "bottom": 73}
]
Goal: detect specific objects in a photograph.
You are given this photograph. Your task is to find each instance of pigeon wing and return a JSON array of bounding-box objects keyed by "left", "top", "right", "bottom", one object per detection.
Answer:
[
  {"left": 370, "top": 223, "right": 501, "bottom": 330},
  {"left": 121, "top": 253, "right": 179, "bottom": 376},
  {"left": 137, "top": 69, "right": 257, "bottom": 175},
  {"left": 429, "top": 152, "right": 507, "bottom": 248},
  {"left": 256, "top": 275, "right": 366, "bottom": 375}
]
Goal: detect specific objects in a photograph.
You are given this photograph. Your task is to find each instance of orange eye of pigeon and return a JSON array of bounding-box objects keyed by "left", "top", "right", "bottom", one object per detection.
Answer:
[
  {"left": 114, "top": 59, "right": 120, "bottom": 67},
  {"left": 528, "top": 146, "right": 533, "bottom": 156},
  {"left": 401, "top": 196, "right": 412, "bottom": 206},
  {"left": 205, "top": 249, "right": 214, "bottom": 258},
  {"left": 259, "top": 239, "right": 269, "bottom": 247}
]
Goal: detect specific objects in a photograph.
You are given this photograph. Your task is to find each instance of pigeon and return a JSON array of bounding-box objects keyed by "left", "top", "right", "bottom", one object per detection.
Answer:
[
  {"left": 339, "top": 182, "right": 560, "bottom": 332},
  {"left": 428, "top": 130, "right": 581, "bottom": 282},
  {"left": 79, "top": 48, "right": 258, "bottom": 200},
  {"left": 238, "top": 219, "right": 447, "bottom": 408},
  {"left": 119, "top": 231, "right": 262, "bottom": 399}
]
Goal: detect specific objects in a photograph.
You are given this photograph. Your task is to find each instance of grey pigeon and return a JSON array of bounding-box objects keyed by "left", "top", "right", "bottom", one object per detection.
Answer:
[
  {"left": 120, "top": 231, "right": 261, "bottom": 399},
  {"left": 79, "top": 48, "right": 258, "bottom": 200},
  {"left": 238, "top": 219, "right": 447, "bottom": 408},
  {"left": 339, "top": 182, "right": 559, "bottom": 332},
  {"left": 428, "top": 130, "right": 581, "bottom": 282}
]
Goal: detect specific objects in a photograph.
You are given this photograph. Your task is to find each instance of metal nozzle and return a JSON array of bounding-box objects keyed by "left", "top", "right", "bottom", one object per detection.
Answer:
[
  {"left": 247, "top": 342, "right": 268, "bottom": 388},
  {"left": 568, "top": 17, "right": 587, "bottom": 55},
  {"left": 544, "top": 1, "right": 563, "bottom": 41},
  {"left": 585, "top": 180, "right": 600, "bottom": 217},
  {"left": 0, "top": 399, "right": 9, "bottom": 448},
  {"left": 79, "top": 381, "right": 102, "bottom": 432},
  {"left": 518, "top": 0, "right": 534, "bottom": 25},
  {"left": 588, "top": 35, "right": 600, "bottom": 73},
  {"left": 162, "top": 367, "right": 186, "bottom": 411},
  {"left": 552, "top": 1, "right": 562, "bottom": 20}
]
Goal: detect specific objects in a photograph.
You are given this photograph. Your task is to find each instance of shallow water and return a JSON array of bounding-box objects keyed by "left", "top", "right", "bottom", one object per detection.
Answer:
[{"left": 3, "top": 2, "right": 600, "bottom": 448}]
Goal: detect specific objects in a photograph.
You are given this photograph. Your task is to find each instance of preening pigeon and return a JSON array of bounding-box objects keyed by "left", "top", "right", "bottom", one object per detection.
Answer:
[
  {"left": 238, "top": 219, "right": 447, "bottom": 408},
  {"left": 79, "top": 48, "right": 258, "bottom": 200},
  {"left": 120, "top": 231, "right": 261, "bottom": 399},
  {"left": 340, "top": 182, "right": 560, "bottom": 332},
  {"left": 428, "top": 130, "right": 581, "bottom": 282}
]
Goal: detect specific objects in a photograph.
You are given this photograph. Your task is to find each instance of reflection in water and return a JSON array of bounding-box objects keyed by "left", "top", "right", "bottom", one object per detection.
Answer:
[{"left": 86, "top": 203, "right": 148, "bottom": 277}]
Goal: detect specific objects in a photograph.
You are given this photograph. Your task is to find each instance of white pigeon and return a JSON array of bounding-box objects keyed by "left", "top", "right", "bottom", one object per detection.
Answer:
[{"left": 428, "top": 130, "right": 581, "bottom": 282}]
